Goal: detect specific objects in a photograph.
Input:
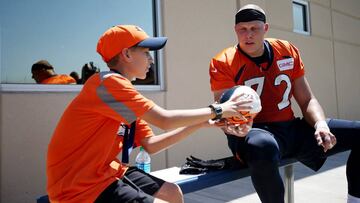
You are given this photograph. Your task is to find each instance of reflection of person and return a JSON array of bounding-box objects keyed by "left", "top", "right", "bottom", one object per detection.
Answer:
[
  {"left": 31, "top": 60, "right": 76, "bottom": 84},
  {"left": 47, "top": 25, "right": 251, "bottom": 203},
  {"left": 81, "top": 61, "right": 100, "bottom": 84},
  {"left": 69, "top": 71, "right": 81, "bottom": 84},
  {"left": 209, "top": 4, "right": 360, "bottom": 203}
]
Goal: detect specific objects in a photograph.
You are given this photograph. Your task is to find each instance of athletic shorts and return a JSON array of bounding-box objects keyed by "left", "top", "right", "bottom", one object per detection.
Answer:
[{"left": 95, "top": 166, "right": 165, "bottom": 203}]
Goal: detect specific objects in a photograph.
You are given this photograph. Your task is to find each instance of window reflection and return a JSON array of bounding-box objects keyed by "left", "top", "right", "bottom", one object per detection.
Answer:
[
  {"left": 31, "top": 60, "right": 76, "bottom": 84},
  {"left": 0, "top": 0, "right": 158, "bottom": 85}
]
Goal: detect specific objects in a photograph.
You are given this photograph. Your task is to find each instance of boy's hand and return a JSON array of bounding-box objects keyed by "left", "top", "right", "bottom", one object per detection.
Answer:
[{"left": 219, "top": 93, "right": 254, "bottom": 118}]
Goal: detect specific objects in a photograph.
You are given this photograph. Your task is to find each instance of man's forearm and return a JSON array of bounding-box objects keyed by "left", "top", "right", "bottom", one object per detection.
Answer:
[{"left": 302, "top": 98, "right": 327, "bottom": 128}]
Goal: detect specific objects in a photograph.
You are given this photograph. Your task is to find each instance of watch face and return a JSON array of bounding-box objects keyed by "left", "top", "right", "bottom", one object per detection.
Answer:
[
  {"left": 214, "top": 106, "right": 222, "bottom": 119},
  {"left": 209, "top": 104, "right": 223, "bottom": 120}
]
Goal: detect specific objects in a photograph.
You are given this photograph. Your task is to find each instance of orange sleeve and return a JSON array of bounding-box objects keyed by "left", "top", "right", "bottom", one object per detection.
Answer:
[
  {"left": 94, "top": 74, "right": 155, "bottom": 124},
  {"left": 209, "top": 48, "right": 237, "bottom": 91},
  {"left": 289, "top": 43, "right": 305, "bottom": 79},
  {"left": 134, "top": 119, "right": 154, "bottom": 147}
]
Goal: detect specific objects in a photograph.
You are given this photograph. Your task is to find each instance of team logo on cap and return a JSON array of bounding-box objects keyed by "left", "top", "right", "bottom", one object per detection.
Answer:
[{"left": 135, "top": 26, "right": 143, "bottom": 32}]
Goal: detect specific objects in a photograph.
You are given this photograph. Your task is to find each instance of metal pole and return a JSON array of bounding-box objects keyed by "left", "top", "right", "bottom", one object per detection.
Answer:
[{"left": 284, "top": 164, "right": 294, "bottom": 203}]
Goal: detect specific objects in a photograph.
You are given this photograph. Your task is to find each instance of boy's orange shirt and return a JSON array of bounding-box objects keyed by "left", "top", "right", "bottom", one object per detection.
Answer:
[{"left": 47, "top": 71, "right": 155, "bottom": 203}]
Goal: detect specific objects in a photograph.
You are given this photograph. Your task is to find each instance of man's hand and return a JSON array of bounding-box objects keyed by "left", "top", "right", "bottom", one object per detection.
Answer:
[
  {"left": 218, "top": 120, "right": 253, "bottom": 137},
  {"left": 314, "top": 120, "right": 336, "bottom": 152}
]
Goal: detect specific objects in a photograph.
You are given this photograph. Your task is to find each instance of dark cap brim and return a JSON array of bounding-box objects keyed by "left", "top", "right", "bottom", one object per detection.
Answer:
[{"left": 137, "top": 37, "right": 167, "bottom": 50}]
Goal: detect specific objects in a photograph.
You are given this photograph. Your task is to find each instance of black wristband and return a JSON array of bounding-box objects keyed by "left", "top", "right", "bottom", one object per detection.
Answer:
[{"left": 208, "top": 104, "right": 223, "bottom": 120}]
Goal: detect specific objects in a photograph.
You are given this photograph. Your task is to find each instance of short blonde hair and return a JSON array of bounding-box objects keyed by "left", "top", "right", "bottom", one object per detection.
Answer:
[{"left": 106, "top": 54, "right": 120, "bottom": 68}]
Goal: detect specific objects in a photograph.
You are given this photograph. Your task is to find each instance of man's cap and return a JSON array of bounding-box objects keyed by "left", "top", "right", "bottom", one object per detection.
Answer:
[
  {"left": 31, "top": 60, "right": 54, "bottom": 71},
  {"left": 235, "top": 4, "right": 266, "bottom": 24},
  {"left": 96, "top": 25, "right": 167, "bottom": 63}
]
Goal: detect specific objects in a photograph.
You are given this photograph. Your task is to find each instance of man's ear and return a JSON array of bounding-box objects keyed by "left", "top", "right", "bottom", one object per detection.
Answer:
[{"left": 264, "top": 23, "right": 269, "bottom": 32}]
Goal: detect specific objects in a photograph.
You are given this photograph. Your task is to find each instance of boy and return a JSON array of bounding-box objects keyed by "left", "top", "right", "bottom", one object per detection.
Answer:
[{"left": 46, "top": 25, "right": 252, "bottom": 203}]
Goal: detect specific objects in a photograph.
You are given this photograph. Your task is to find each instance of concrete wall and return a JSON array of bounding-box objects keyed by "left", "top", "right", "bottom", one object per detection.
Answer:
[{"left": 1, "top": 0, "right": 360, "bottom": 202}]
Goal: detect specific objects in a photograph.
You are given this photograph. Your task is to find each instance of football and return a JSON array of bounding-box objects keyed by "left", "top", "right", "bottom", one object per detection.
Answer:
[{"left": 219, "top": 85, "right": 262, "bottom": 124}]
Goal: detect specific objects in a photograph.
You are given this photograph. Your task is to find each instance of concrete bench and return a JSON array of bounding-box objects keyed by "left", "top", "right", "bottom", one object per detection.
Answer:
[{"left": 37, "top": 157, "right": 297, "bottom": 203}]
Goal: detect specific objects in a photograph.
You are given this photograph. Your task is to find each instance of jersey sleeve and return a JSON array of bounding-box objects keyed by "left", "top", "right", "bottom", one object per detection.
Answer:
[
  {"left": 95, "top": 74, "right": 155, "bottom": 124},
  {"left": 134, "top": 119, "right": 154, "bottom": 147},
  {"left": 209, "top": 48, "right": 237, "bottom": 91},
  {"left": 289, "top": 43, "right": 305, "bottom": 79}
]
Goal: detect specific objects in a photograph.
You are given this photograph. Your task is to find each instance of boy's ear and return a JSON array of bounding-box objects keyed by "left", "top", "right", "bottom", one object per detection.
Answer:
[{"left": 121, "top": 48, "right": 131, "bottom": 61}]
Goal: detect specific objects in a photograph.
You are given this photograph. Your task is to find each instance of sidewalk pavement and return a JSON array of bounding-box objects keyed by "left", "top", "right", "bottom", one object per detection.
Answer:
[{"left": 184, "top": 151, "right": 349, "bottom": 203}]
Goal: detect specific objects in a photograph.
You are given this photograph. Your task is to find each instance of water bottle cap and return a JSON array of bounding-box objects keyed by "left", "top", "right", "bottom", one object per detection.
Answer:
[{"left": 140, "top": 146, "right": 144, "bottom": 151}]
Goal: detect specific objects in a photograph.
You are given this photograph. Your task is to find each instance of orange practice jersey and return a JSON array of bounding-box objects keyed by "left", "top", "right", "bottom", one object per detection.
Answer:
[
  {"left": 41, "top": 74, "right": 76, "bottom": 84},
  {"left": 210, "top": 38, "right": 305, "bottom": 123},
  {"left": 47, "top": 71, "right": 155, "bottom": 203}
]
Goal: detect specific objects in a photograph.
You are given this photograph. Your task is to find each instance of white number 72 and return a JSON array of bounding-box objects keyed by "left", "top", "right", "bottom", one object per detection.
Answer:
[{"left": 244, "top": 74, "right": 291, "bottom": 110}]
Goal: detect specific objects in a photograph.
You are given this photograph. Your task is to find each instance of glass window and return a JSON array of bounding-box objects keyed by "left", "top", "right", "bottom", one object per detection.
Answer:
[
  {"left": 0, "top": 0, "right": 163, "bottom": 91},
  {"left": 293, "top": 0, "right": 310, "bottom": 35}
]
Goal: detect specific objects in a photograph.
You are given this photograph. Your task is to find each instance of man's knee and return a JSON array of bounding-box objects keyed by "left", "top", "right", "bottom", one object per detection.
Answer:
[
  {"left": 154, "top": 182, "right": 183, "bottom": 203},
  {"left": 246, "top": 129, "right": 280, "bottom": 162}
]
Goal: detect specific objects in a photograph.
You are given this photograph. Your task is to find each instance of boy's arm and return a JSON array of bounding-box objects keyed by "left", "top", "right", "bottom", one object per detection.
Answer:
[
  {"left": 140, "top": 105, "right": 215, "bottom": 130},
  {"left": 140, "top": 122, "right": 212, "bottom": 154},
  {"left": 140, "top": 98, "right": 252, "bottom": 131}
]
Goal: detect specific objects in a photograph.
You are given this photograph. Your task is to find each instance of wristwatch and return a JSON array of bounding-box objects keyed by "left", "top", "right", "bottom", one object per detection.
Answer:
[{"left": 208, "top": 104, "right": 223, "bottom": 120}]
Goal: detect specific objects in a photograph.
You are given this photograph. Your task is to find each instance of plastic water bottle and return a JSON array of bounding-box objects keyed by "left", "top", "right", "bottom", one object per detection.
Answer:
[{"left": 135, "top": 146, "right": 151, "bottom": 173}]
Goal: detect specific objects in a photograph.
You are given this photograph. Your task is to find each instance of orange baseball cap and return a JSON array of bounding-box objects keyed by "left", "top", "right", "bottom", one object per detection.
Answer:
[{"left": 96, "top": 25, "right": 167, "bottom": 63}]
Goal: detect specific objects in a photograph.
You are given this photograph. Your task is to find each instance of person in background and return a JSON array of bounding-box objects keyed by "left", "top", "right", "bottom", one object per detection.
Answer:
[
  {"left": 81, "top": 61, "right": 100, "bottom": 84},
  {"left": 46, "top": 24, "right": 253, "bottom": 203},
  {"left": 69, "top": 71, "right": 81, "bottom": 84},
  {"left": 31, "top": 60, "right": 76, "bottom": 84},
  {"left": 209, "top": 4, "right": 360, "bottom": 203}
]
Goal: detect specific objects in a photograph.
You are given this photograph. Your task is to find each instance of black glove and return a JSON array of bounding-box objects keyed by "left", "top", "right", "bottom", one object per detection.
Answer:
[
  {"left": 186, "top": 155, "right": 225, "bottom": 170},
  {"left": 179, "top": 155, "right": 226, "bottom": 175},
  {"left": 179, "top": 163, "right": 207, "bottom": 175}
]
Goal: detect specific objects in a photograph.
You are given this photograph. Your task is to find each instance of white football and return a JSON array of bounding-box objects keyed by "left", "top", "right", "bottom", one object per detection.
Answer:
[
  {"left": 220, "top": 85, "right": 262, "bottom": 123},
  {"left": 228, "top": 85, "right": 261, "bottom": 114}
]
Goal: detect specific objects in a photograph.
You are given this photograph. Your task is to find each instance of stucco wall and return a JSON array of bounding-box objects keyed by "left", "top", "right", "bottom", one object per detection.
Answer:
[{"left": 1, "top": 0, "right": 360, "bottom": 202}]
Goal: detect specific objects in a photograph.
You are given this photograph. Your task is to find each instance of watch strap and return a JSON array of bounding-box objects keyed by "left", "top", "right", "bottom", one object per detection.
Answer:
[{"left": 208, "top": 104, "right": 223, "bottom": 120}]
